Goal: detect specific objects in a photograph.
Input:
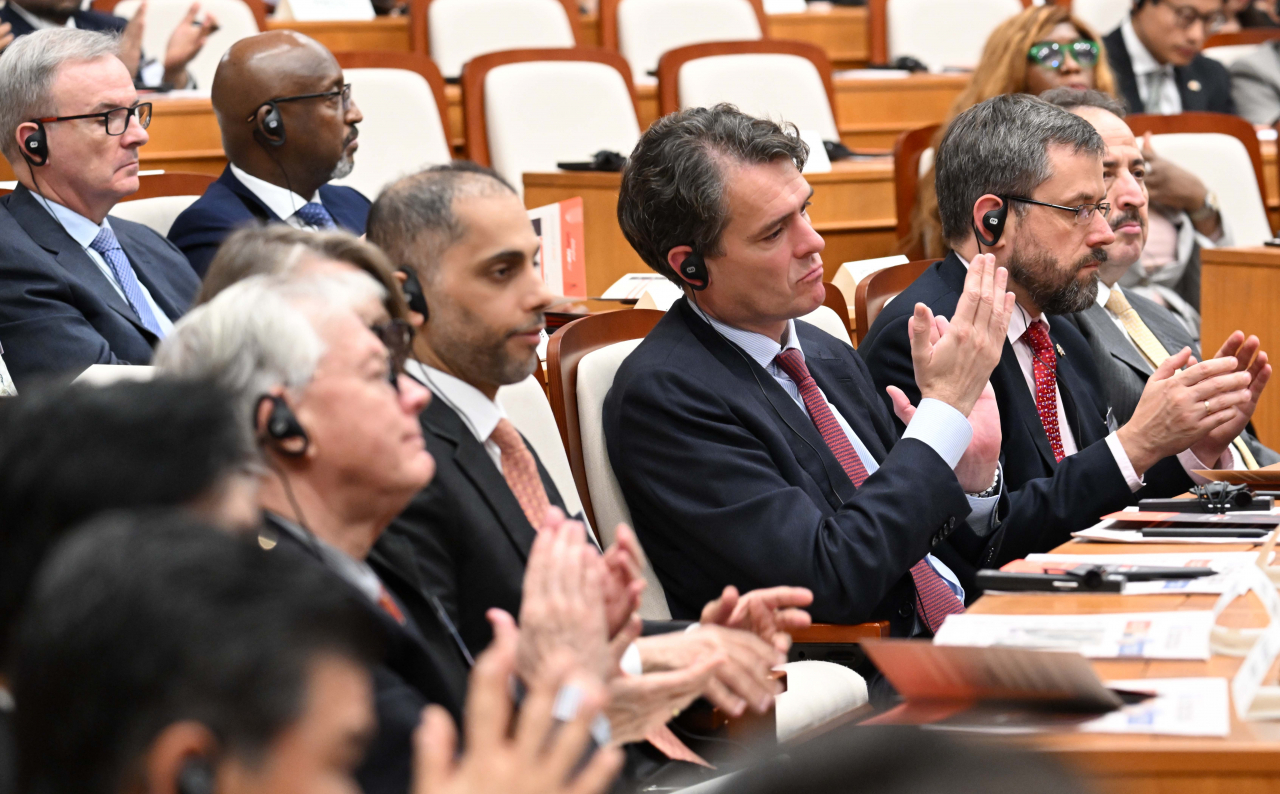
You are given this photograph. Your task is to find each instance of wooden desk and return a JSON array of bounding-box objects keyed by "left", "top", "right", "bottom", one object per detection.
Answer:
[
  {"left": 0, "top": 94, "right": 225, "bottom": 182},
  {"left": 523, "top": 159, "right": 896, "bottom": 296},
  {"left": 964, "top": 538, "right": 1280, "bottom": 793},
  {"left": 1263, "top": 139, "right": 1278, "bottom": 231},
  {"left": 265, "top": 17, "right": 413, "bottom": 53},
  {"left": 1201, "top": 246, "right": 1280, "bottom": 448},
  {"left": 834, "top": 73, "right": 967, "bottom": 150}
]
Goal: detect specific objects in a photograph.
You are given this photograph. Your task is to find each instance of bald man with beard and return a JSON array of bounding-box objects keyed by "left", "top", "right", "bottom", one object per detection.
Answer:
[{"left": 168, "top": 31, "right": 370, "bottom": 276}]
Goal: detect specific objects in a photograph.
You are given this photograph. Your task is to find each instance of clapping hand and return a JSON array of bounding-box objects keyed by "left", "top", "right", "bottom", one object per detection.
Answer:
[{"left": 163, "top": 3, "right": 218, "bottom": 88}]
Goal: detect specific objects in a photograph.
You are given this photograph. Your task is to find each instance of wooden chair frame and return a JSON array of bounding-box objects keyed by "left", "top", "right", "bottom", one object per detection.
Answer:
[
  {"left": 125, "top": 171, "right": 218, "bottom": 201},
  {"left": 866, "top": 0, "right": 1039, "bottom": 65},
  {"left": 598, "top": 0, "right": 767, "bottom": 53},
  {"left": 423, "top": 0, "right": 583, "bottom": 62},
  {"left": 334, "top": 51, "right": 451, "bottom": 142},
  {"left": 91, "top": 0, "right": 269, "bottom": 32},
  {"left": 460, "top": 47, "right": 640, "bottom": 166},
  {"left": 1205, "top": 29, "right": 1280, "bottom": 49},
  {"left": 1124, "top": 112, "right": 1268, "bottom": 212},
  {"left": 655, "top": 39, "right": 837, "bottom": 121},
  {"left": 821, "top": 282, "right": 852, "bottom": 338},
  {"left": 892, "top": 123, "right": 939, "bottom": 257},
  {"left": 853, "top": 258, "right": 936, "bottom": 346}
]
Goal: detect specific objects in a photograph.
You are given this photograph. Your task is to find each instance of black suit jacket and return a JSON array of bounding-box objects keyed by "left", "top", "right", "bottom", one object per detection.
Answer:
[
  {"left": 860, "top": 254, "right": 1195, "bottom": 567},
  {"left": 167, "top": 166, "right": 372, "bottom": 276},
  {"left": 1104, "top": 26, "right": 1236, "bottom": 114},
  {"left": 0, "top": 4, "right": 125, "bottom": 37},
  {"left": 263, "top": 514, "right": 469, "bottom": 794},
  {"left": 0, "top": 186, "right": 199, "bottom": 388},
  {"left": 603, "top": 298, "right": 999, "bottom": 636}
]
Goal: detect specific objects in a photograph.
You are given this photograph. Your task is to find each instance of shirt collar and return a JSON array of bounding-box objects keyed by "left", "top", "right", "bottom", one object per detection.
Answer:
[
  {"left": 230, "top": 163, "right": 315, "bottom": 221},
  {"left": 267, "top": 512, "right": 383, "bottom": 603},
  {"left": 1122, "top": 17, "right": 1169, "bottom": 76},
  {"left": 688, "top": 298, "right": 800, "bottom": 370},
  {"left": 34, "top": 194, "right": 111, "bottom": 249},
  {"left": 405, "top": 359, "right": 507, "bottom": 446},
  {"left": 8, "top": 2, "right": 68, "bottom": 29},
  {"left": 1096, "top": 280, "right": 1114, "bottom": 311},
  {"left": 956, "top": 254, "right": 1046, "bottom": 346}
]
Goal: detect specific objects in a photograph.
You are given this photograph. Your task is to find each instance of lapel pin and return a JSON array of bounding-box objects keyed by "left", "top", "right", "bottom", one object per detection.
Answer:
[
  {"left": 1188, "top": 79, "right": 1202, "bottom": 92},
  {"left": 1056, "top": 343, "right": 1066, "bottom": 357}
]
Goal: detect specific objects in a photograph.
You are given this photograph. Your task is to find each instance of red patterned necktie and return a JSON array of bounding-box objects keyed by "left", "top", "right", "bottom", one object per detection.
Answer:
[
  {"left": 489, "top": 418, "right": 553, "bottom": 531},
  {"left": 1022, "top": 320, "right": 1065, "bottom": 463},
  {"left": 773, "top": 349, "right": 962, "bottom": 632}
]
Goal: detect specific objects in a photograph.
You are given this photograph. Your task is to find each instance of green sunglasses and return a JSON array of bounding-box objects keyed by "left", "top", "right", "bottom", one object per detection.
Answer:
[{"left": 1027, "top": 39, "right": 1099, "bottom": 70}]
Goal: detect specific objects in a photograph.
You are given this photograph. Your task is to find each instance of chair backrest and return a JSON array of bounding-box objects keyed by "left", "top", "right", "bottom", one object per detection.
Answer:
[
  {"left": 107, "top": 172, "right": 216, "bottom": 236},
  {"left": 112, "top": 0, "right": 260, "bottom": 88},
  {"left": 462, "top": 48, "right": 642, "bottom": 196},
  {"left": 93, "top": 0, "right": 268, "bottom": 25},
  {"left": 820, "top": 281, "right": 852, "bottom": 339},
  {"left": 1067, "top": 0, "right": 1128, "bottom": 41},
  {"left": 867, "top": 0, "right": 1022, "bottom": 70},
  {"left": 657, "top": 40, "right": 838, "bottom": 140},
  {"left": 127, "top": 171, "right": 218, "bottom": 200},
  {"left": 853, "top": 259, "right": 936, "bottom": 345},
  {"left": 602, "top": 0, "right": 767, "bottom": 83},
  {"left": 495, "top": 373, "right": 588, "bottom": 529},
  {"left": 799, "top": 305, "right": 852, "bottom": 347},
  {"left": 426, "top": 0, "right": 580, "bottom": 79},
  {"left": 1125, "top": 112, "right": 1273, "bottom": 245},
  {"left": 333, "top": 53, "right": 453, "bottom": 196},
  {"left": 892, "top": 123, "right": 939, "bottom": 256},
  {"left": 1202, "top": 43, "right": 1262, "bottom": 67}
]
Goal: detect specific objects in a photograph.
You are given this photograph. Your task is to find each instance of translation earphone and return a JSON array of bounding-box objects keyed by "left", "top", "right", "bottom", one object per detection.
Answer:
[
  {"left": 678, "top": 248, "right": 709, "bottom": 291},
  {"left": 973, "top": 198, "right": 1009, "bottom": 250},
  {"left": 254, "top": 101, "right": 286, "bottom": 147},
  {"left": 21, "top": 121, "right": 49, "bottom": 167},
  {"left": 255, "top": 394, "right": 309, "bottom": 457},
  {"left": 177, "top": 758, "right": 214, "bottom": 794},
  {"left": 398, "top": 267, "right": 429, "bottom": 321}
]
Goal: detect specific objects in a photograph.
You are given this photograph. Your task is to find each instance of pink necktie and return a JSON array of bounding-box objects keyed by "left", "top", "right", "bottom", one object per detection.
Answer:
[{"left": 489, "top": 418, "right": 553, "bottom": 531}]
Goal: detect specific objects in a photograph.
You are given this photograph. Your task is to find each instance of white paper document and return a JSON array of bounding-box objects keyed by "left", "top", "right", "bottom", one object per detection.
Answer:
[
  {"left": 1080, "top": 677, "right": 1230, "bottom": 737},
  {"left": 1022, "top": 552, "right": 1263, "bottom": 595},
  {"left": 933, "top": 611, "right": 1216, "bottom": 660},
  {"left": 601, "top": 273, "right": 671, "bottom": 301},
  {"left": 1073, "top": 526, "right": 1270, "bottom": 545}
]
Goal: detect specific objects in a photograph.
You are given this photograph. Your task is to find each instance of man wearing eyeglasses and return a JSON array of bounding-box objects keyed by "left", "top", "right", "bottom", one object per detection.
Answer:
[
  {"left": 168, "top": 31, "right": 369, "bottom": 277},
  {"left": 1104, "top": 0, "right": 1233, "bottom": 116},
  {"left": 0, "top": 28, "right": 200, "bottom": 389},
  {"left": 862, "top": 94, "right": 1254, "bottom": 571}
]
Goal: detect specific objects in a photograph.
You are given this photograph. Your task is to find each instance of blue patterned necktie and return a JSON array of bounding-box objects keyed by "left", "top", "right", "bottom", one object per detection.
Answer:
[
  {"left": 88, "top": 226, "right": 165, "bottom": 338},
  {"left": 295, "top": 202, "right": 336, "bottom": 229}
]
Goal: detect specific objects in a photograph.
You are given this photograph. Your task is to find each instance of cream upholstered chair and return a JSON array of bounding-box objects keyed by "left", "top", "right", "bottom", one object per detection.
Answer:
[
  {"left": 462, "top": 49, "right": 641, "bottom": 198},
  {"left": 113, "top": 0, "right": 260, "bottom": 88},
  {"left": 428, "top": 0, "right": 577, "bottom": 79},
  {"left": 109, "top": 196, "right": 202, "bottom": 236},
  {"left": 885, "top": 0, "right": 1021, "bottom": 72},
  {"left": 74, "top": 365, "right": 157, "bottom": 385},
  {"left": 1069, "top": 0, "right": 1129, "bottom": 40},
  {"left": 798, "top": 305, "right": 852, "bottom": 347},
  {"left": 333, "top": 55, "right": 453, "bottom": 197},
  {"left": 608, "top": 0, "right": 764, "bottom": 83},
  {"left": 1202, "top": 44, "right": 1262, "bottom": 67},
  {"left": 658, "top": 41, "right": 838, "bottom": 141}
]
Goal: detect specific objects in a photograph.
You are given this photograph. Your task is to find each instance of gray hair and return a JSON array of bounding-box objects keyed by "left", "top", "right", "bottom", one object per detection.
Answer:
[
  {"left": 0, "top": 28, "right": 120, "bottom": 162},
  {"left": 935, "top": 94, "right": 1106, "bottom": 244},
  {"left": 154, "top": 271, "right": 386, "bottom": 429},
  {"left": 617, "top": 104, "right": 809, "bottom": 285},
  {"left": 1038, "top": 87, "right": 1128, "bottom": 118},
  {"left": 367, "top": 161, "right": 515, "bottom": 280}
]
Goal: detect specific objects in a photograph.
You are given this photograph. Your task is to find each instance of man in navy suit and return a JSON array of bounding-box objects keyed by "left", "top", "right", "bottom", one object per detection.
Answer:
[
  {"left": 168, "top": 31, "right": 371, "bottom": 276},
  {"left": 0, "top": 29, "right": 199, "bottom": 388},
  {"left": 861, "top": 94, "right": 1259, "bottom": 569},
  {"left": 605, "top": 105, "right": 1016, "bottom": 638},
  {"left": 1103, "top": 0, "right": 1234, "bottom": 115}
]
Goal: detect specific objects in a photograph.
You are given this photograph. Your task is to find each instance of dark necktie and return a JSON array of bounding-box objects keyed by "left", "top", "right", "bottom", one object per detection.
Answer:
[
  {"left": 295, "top": 201, "right": 336, "bottom": 229},
  {"left": 1022, "top": 321, "right": 1065, "bottom": 463},
  {"left": 773, "top": 348, "right": 962, "bottom": 632}
]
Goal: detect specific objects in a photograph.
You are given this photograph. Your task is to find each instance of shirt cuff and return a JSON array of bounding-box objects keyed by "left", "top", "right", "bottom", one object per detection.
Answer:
[
  {"left": 1179, "top": 446, "right": 1234, "bottom": 485},
  {"left": 901, "top": 397, "right": 974, "bottom": 469},
  {"left": 619, "top": 642, "right": 643, "bottom": 676},
  {"left": 965, "top": 491, "right": 1001, "bottom": 537},
  {"left": 1105, "top": 432, "right": 1146, "bottom": 493}
]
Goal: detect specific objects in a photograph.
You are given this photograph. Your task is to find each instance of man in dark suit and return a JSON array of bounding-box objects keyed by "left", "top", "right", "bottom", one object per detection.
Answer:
[
  {"left": 861, "top": 94, "right": 1261, "bottom": 569},
  {"left": 605, "top": 105, "right": 1017, "bottom": 638},
  {"left": 0, "top": 0, "right": 216, "bottom": 89},
  {"left": 0, "top": 30, "right": 199, "bottom": 388},
  {"left": 1104, "top": 0, "right": 1234, "bottom": 115},
  {"left": 168, "top": 31, "right": 370, "bottom": 276},
  {"left": 1040, "top": 88, "right": 1277, "bottom": 466}
]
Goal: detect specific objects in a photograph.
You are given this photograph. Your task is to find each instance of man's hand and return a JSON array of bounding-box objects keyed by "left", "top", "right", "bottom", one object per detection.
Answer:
[
  {"left": 162, "top": 3, "right": 217, "bottom": 89},
  {"left": 700, "top": 585, "right": 812, "bottom": 654},
  {"left": 0, "top": 22, "right": 14, "bottom": 53},
  {"left": 600, "top": 524, "right": 646, "bottom": 639},
  {"left": 911, "top": 253, "right": 1014, "bottom": 416},
  {"left": 119, "top": 3, "right": 146, "bottom": 76},
  {"left": 1117, "top": 347, "right": 1254, "bottom": 474},
  {"left": 516, "top": 509, "right": 612, "bottom": 682},
  {"left": 1192, "top": 332, "right": 1272, "bottom": 464},
  {"left": 415, "top": 614, "right": 623, "bottom": 794},
  {"left": 890, "top": 377, "right": 1000, "bottom": 494},
  {"left": 635, "top": 625, "right": 783, "bottom": 717},
  {"left": 605, "top": 654, "right": 723, "bottom": 744}
]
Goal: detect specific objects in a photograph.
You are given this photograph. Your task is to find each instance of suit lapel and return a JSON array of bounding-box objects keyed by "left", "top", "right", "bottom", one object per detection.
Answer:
[
  {"left": 223, "top": 168, "right": 284, "bottom": 222},
  {"left": 318, "top": 185, "right": 366, "bottom": 232},
  {"left": 806, "top": 351, "right": 889, "bottom": 463},
  {"left": 1175, "top": 65, "right": 1206, "bottom": 111},
  {"left": 1104, "top": 29, "right": 1144, "bottom": 115},
  {"left": 995, "top": 340, "right": 1057, "bottom": 469},
  {"left": 113, "top": 225, "right": 184, "bottom": 321},
  {"left": 1082, "top": 302, "right": 1153, "bottom": 379},
  {"left": 0, "top": 5, "right": 36, "bottom": 35}
]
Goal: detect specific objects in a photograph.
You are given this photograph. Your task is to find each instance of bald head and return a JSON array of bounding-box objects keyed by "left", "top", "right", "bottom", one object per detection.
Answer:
[{"left": 213, "top": 31, "right": 335, "bottom": 128}]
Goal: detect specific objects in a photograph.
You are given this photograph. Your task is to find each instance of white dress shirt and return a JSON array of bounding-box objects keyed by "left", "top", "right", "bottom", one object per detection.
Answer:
[
  {"left": 8, "top": 2, "right": 171, "bottom": 87},
  {"left": 35, "top": 195, "right": 175, "bottom": 335},
  {"left": 229, "top": 164, "right": 325, "bottom": 230},
  {"left": 406, "top": 360, "right": 509, "bottom": 472},
  {"left": 1122, "top": 17, "right": 1182, "bottom": 115}
]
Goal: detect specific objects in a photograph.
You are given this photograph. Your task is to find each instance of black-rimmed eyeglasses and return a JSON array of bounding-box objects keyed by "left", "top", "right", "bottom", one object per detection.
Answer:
[
  {"left": 1007, "top": 196, "right": 1111, "bottom": 225},
  {"left": 246, "top": 84, "right": 353, "bottom": 121},
  {"left": 371, "top": 318, "right": 415, "bottom": 391},
  {"left": 33, "top": 103, "right": 152, "bottom": 135}
]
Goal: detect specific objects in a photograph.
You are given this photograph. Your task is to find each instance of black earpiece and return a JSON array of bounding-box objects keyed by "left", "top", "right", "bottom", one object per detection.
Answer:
[
  {"left": 974, "top": 199, "right": 1009, "bottom": 247},
  {"left": 21, "top": 121, "right": 49, "bottom": 167},
  {"left": 678, "top": 249, "right": 708, "bottom": 291},
  {"left": 398, "top": 267, "right": 429, "bottom": 321},
  {"left": 177, "top": 759, "right": 214, "bottom": 794},
  {"left": 255, "top": 102, "right": 286, "bottom": 147},
  {"left": 255, "top": 394, "right": 309, "bottom": 457}
]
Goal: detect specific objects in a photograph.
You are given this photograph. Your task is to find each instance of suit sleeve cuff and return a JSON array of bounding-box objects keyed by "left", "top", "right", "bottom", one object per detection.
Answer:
[
  {"left": 901, "top": 398, "right": 973, "bottom": 469},
  {"left": 1105, "top": 432, "right": 1146, "bottom": 493},
  {"left": 1179, "top": 447, "right": 1234, "bottom": 485},
  {"left": 619, "top": 642, "right": 643, "bottom": 676}
]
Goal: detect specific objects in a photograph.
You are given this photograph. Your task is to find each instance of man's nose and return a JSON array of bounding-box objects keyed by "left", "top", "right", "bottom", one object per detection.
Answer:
[
  {"left": 123, "top": 115, "right": 149, "bottom": 148},
  {"left": 400, "top": 375, "right": 430, "bottom": 413},
  {"left": 796, "top": 214, "right": 825, "bottom": 258},
  {"left": 346, "top": 99, "right": 363, "bottom": 125},
  {"left": 1114, "top": 170, "right": 1147, "bottom": 211},
  {"left": 1086, "top": 207, "right": 1116, "bottom": 247}
]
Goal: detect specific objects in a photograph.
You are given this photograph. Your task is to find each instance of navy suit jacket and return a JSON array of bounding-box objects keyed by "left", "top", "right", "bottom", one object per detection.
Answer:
[
  {"left": 167, "top": 166, "right": 372, "bottom": 276},
  {"left": 0, "top": 185, "right": 199, "bottom": 388},
  {"left": 0, "top": 4, "right": 126, "bottom": 37},
  {"left": 860, "top": 253, "right": 1194, "bottom": 568},
  {"left": 603, "top": 298, "right": 1003, "bottom": 636},
  {"left": 1103, "top": 26, "right": 1236, "bottom": 115}
]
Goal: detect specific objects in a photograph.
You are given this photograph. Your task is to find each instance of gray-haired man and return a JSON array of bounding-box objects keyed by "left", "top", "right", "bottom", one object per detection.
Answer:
[
  {"left": 862, "top": 93, "right": 1256, "bottom": 570},
  {"left": 0, "top": 28, "right": 199, "bottom": 388}
]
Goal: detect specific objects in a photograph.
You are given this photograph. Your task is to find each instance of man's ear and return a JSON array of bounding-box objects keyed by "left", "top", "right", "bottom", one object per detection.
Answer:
[
  {"left": 666, "top": 245, "right": 708, "bottom": 291},
  {"left": 139, "top": 721, "right": 219, "bottom": 794},
  {"left": 972, "top": 193, "right": 1009, "bottom": 248}
]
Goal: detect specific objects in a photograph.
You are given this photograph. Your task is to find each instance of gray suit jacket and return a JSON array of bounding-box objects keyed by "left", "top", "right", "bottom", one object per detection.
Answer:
[
  {"left": 1066, "top": 289, "right": 1279, "bottom": 466},
  {"left": 1232, "top": 41, "right": 1280, "bottom": 126}
]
